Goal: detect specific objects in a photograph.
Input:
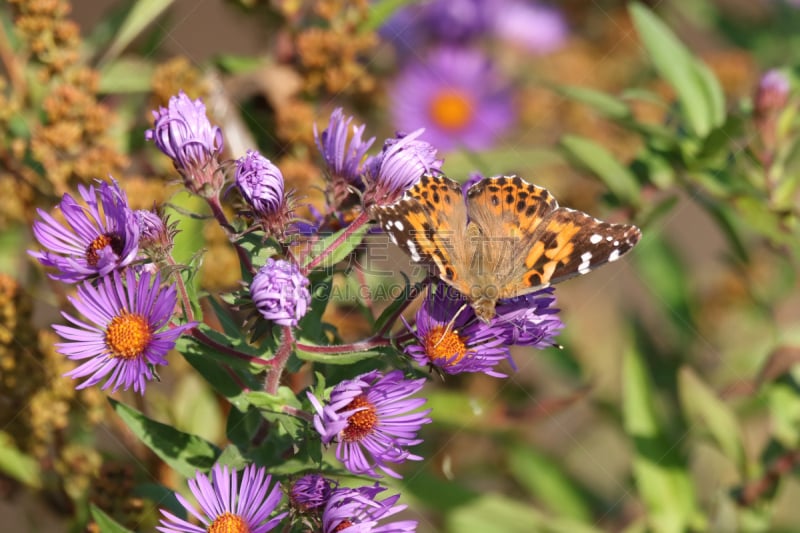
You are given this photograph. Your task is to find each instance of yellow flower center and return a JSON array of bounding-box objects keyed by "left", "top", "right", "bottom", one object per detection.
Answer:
[
  {"left": 207, "top": 512, "right": 250, "bottom": 533},
  {"left": 424, "top": 325, "right": 468, "bottom": 365},
  {"left": 105, "top": 311, "right": 152, "bottom": 359},
  {"left": 341, "top": 394, "right": 377, "bottom": 442},
  {"left": 86, "top": 233, "right": 123, "bottom": 266},
  {"left": 429, "top": 90, "right": 474, "bottom": 131}
]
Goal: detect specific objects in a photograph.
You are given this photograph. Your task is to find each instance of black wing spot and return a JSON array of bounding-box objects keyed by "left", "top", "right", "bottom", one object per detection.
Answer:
[
  {"left": 505, "top": 193, "right": 515, "bottom": 205},
  {"left": 516, "top": 200, "right": 527, "bottom": 212},
  {"left": 525, "top": 205, "right": 538, "bottom": 217},
  {"left": 488, "top": 184, "right": 501, "bottom": 193},
  {"left": 525, "top": 271, "right": 543, "bottom": 286},
  {"left": 491, "top": 195, "right": 500, "bottom": 207},
  {"left": 432, "top": 192, "right": 440, "bottom": 204},
  {"left": 444, "top": 265, "right": 456, "bottom": 279}
]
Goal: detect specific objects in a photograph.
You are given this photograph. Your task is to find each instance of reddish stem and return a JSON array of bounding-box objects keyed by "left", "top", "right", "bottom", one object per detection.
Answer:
[
  {"left": 166, "top": 256, "right": 195, "bottom": 323},
  {"left": 265, "top": 326, "right": 295, "bottom": 394},
  {"left": 206, "top": 195, "right": 255, "bottom": 275},
  {"left": 295, "top": 336, "right": 391, "bottom": 354},
  {"left": 191, "top": 328, "right": 277, "bottom": 367},
  {"left": 302, "top": 210, "right": 370, "bottom": 275}
]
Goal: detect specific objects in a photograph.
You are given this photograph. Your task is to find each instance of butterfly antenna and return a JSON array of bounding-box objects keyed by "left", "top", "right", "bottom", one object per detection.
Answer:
[{"left": 434, "top": 302, "right": 469, "bottom": 348}]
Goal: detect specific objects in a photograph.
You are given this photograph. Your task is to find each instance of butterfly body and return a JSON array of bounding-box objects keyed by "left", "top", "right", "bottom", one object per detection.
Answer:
[{"left": 373, "top": 175, "right": 641, "bottom": 323}]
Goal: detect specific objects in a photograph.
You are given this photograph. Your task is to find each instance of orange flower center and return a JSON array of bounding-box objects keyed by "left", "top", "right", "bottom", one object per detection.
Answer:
[
  {"left": 429, "top": 90, "right": 474, "bottom": 131},
  {"left": 207, "top": 512, "right": 250, "bottom": 533},
  {"left": 424, "top": 325, "right": 468, "bottom": 365},
  {"left": 86, "top": 232, "right": 124, "bottom": 266},
  {"left": 341, "top": 394, "right": 377, "bottom": 442},
  {"left": 105, "top": 311, "right": 152, "bottom": 359},
  {"left": 333, "top": 519, "right": 354, "bottom": 532}
]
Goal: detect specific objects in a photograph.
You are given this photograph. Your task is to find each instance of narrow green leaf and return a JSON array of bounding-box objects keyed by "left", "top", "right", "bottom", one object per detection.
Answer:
[
  {"left": 0, "top": 432, "right": 41, "bottom": 488},
  {"left": 90, "top": 504, "right": 135, "bottom": 533},
  {"left": 507, "top": 442, "right": 592, "bottom": 521},
  {"left": 98, "top": 58, "right": 155, "bottom": 93},
  {"left": 557, "top": 85, "right": 632, "bottom": 120},
  {"left": 98, "top": 0, "right": 176, "bottom": 68},
  {"left": 629, "top": 4, "right": 722, "bottom": 138},
  {"left": 110, "top": 398, "right": 220, "bottom": 478},
  {"left": 293, "top": 345, "right": 389, "bottom": 365},
  {"left": 623, "top": 347, "right": 698, "bottom": 533},
  {"left": 678, "top": 366, "right": 746, "bottom": 472},
  {"left": 446, "top": 494, "right": 601, "bottom": 533},
  {"left": 133, "top": 483, "right": 184, "bottom": 519},
  {"left": 560, "top": 135, "right": 641, "bottom": 206}
]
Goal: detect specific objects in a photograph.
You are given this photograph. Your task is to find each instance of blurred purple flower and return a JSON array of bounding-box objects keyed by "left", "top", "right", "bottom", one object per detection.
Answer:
[
  {"left": 755, "top": 69, "right": 791, "bottom": 118},
  {"left": 363, "top": 130, "right": 441, "bottom": 206},
  {"left": 322, "top": 484, "right": 417, "bottom": 533},
  {"left": 54, "top": 270, "right": 195, "bottom": 394},
  {"left": 491, "top": 1, "right": 568, "bottom": 54},
  {"left": 421, "top": 0, "right": 490, "bottom": 43},
  {"left": 145, "top": 91, "right": 224, "bottom": 195},
  {"left": 308, "top": 370, "right": 431, "bottom": 478},
  {"left": 251, "top": 258, "right": 311, "bottom": 327},
  {"left": 158, "top": 463, "right": 286, "bottom": 533},
  {"left": 390, "top": 47, "right": 514, "bottom": 152},
  {"left": 30, "top": 179, "right": 140, "bottom": 284}
]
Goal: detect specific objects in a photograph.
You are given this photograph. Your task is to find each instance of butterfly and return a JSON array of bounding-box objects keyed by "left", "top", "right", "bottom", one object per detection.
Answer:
[{"left": 371, "top": 174, "right": 641, "bottom": 323}]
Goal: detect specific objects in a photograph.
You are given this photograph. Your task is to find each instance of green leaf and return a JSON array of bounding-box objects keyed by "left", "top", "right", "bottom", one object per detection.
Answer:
[
  {"left": 177, "top": 335, "right": 255, "bottom": 412},
  {"left": 556, "top": 85, "right": 632, "bottom": 120},
  {"left": 98, "top": 58, "right": 155, "bottom": 93},
  {"left": 443, "top": 147, "right": 561, "bottom": 178},
  {"left": 446, "top": 493, "right": 601, "bottom": 533},
  {"left": 304, "top": 223, "right": 372, "bottom": 271},
  {"left": 133, "top": 483, "right": 185, "bottom": 519},
  {"left": 0, "top": 225, "right": 25, "bottom": 276},
  {"left": 293, "top": 344, "right": 389, "bottom": 365},
  {"left": 629, "top": 3, "right": 724, "bottom": 138},
  {"left": 360, "top": 0, "right": 418, "bottom": 31},
  {"left": 110, "top": 398, "right": 220, "bottom": 478},
  {"left": 0, "top": 432, "right": 41, "bottom": 488},
  {"left": 507, "top": 442, "right": 592, "bottom": 521},
  {"left": 623, "top": 347, "right": 699, "bottom": 533},
  {"left": 90, "top": 504, "right": 135, "bottom": 533},
  {"left": 678, "top": 366, "right": 746, "bottom": 473},
  {"left": 560, "top": 135, "right": 641, "bottom": 206},
  {"left": 97, "top": 0, "right": 176, "bottom": 68}
]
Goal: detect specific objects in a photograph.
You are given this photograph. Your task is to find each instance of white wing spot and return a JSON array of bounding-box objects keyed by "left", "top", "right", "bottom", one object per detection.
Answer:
[
  {"left": 393, "top": 220, "right": 404, "bottom": 231},
  {"left": 589, "top": 234, "right": 603, "bottom": 244},
  {"left": 606, "top": 235, "right": 613, "bottom": 242},
  {"left": 613, "top": 241, "right": 619, "bottom": 247},
  {"left": 578, "top": 251, "right": 592, "bottom": 275},
  {"left": 407, "top": 239, "right": 421, "bottom": 262},
  {"left": 608, "top": 249, "right": 621, "bottom": 262},
  {"left": 389, "top": 233, "right": 398, "bottom": 245}
]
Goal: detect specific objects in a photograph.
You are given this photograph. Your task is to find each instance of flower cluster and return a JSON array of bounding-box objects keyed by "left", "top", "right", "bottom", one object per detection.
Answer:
[{"left": 30, "top": 177, "right": 194, "bottom": 395}]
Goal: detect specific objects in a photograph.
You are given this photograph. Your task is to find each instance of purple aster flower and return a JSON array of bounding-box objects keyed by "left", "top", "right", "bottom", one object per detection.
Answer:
[
  {"left": 145, "top": 91, "right": 224, "bottom": 196},
  {"left": 322, "top": 484, "right": 417, "bottom": 533},
  {"left": 493, "top": 288, "right": 564, "bottom": 348},
  {"left": 362, "top": 130, "right": 441, "bottom": 207},
  {"left": 307, "top": 370, "right": 431, "bottom": 478},
  {"left": 158, "top": 463, "right": 286, "bottom": 533},
  {"left": 251, "top": 258, "right": 311, "bottom": 327},
  {"left": 390, "top": 47, "right": 514, "bottom": 152},
  {"left": 53, "top": 270, "right": 195, "bottom": 394},
  {"left": 315, "top": 108, "right": 376, "bottom": 206},
  {"left": 405, "top": 285, "right": 511, "bottom": 377},
  {"left": 491, "top": 1, "right": 568, "bottom": 54},
  {"left": 30, "top": 179, "right": 140, "bottom": 284},
  {"left": 289, "top": 474, "right": 336, "bottom": 513}
]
